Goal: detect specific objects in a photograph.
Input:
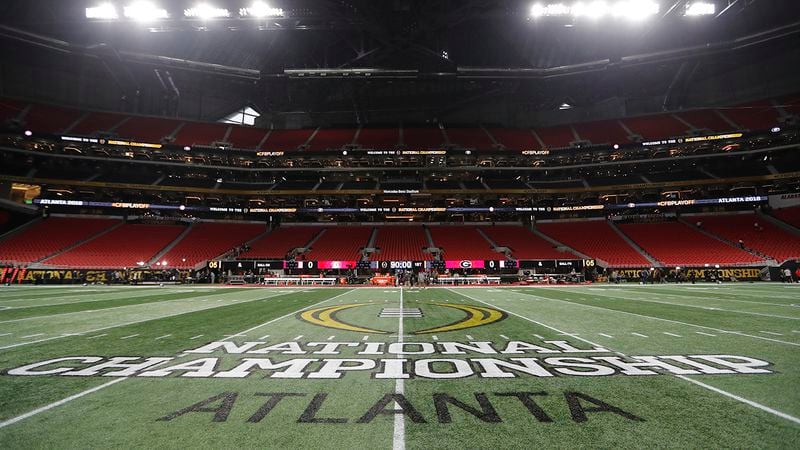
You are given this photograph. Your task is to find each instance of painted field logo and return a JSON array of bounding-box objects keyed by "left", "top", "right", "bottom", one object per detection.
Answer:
[{"left": 298, "top": 303, "right": 506, "bottom": 334}]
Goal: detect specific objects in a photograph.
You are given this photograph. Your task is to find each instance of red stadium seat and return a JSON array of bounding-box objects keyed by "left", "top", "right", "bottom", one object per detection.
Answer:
[
  {"left": 689, "top": 213, "right": 800, "bottom": 263},
  {"left": 0, "top": 99, "right": 26, "bottom": 124},
  {"left": 357, "top": 128, "right": 400, "bottom": 148},
  {"left": 719, "top": 101, "right": 781, "bottom": 131},
  {"left": 676, "top": 109, "right": 733, "bottom": 133},
  {"left": 445, "top": 128, "right": 494, "bottom": 150},
  {"left": 0, "top": 217, "right": 119, "bottom": 265},
  {"left": 487, "top": 128, "right": 538, "bottom": 149},
  {"left": 172, "top": 122, "right": 230, "bottom": 147},
  {"left": 115, "top": 116, "right": 182, "bottom": 143},
  {"left": 161, "top": 223, "right": 266, "bottom": 269},
  {"left": 43, "top": 223, "right": 185, "bottom": 268},
  {"left": 536, "top": 221, "right": 649, "bottom": 267},
  {"left": 772, "top": 206, "right": 800, "bottom": 229},
  {"left": 227, "top": 126, "right": 268, "bottom": 149},
  {"left": 622, "top": 114, "right": 688, "bottom": 140},
  {"left": 261, "top": 129, "right": 314, "bottom": 151},
  {"left": 372, "top": 227, "right": 432, "bottom": 261},
  {"left": 617, "top": 221, "right": 763, "bottom": 266},
  {"left": 240, "top": 227, "right": 322, "bottom": 259},
  {"left": 482, "top": 225, "right": 576, "bottom": 260},
  {"left": 429, "top": 226, "right": 501, "bottom": 260},
  {"left": 535, "top": 125, "right": 574, "bottom": 148},
  {"left": 403, "top": 128, "right": 445, "bottom": 149},
  {"left": 23, "top": 105, "right": 84, "bottom": 134},
  {"left": 69, "top": 111, "right": 128, "bottom": 135},
  {"left": 573, "top": 120, "right": 630, "bottom": 145},
  {"left": 307, "top": 129, "right": 357, "bottom": 151},
  {"left": 306, "top": 227, "right": 373, "bottom": 261}
]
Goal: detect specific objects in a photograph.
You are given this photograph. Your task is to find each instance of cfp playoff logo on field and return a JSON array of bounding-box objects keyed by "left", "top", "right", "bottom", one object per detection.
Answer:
[{"left": 298, "top": 303, "right": 507, "bottom": 335}]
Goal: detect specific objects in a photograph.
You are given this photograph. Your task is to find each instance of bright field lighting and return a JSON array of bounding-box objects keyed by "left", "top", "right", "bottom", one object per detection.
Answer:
[
  {"left": 240, "top": 1, "right": 284, "bottom": 17},
  {"left": 685, "top": 2, "right": 716, "bottom": 16},
  {"left": 184, "top": 4, "right": 231, "bottom": 19},
  {"left": 85, "top": 3, "right": 119, "bottom": 19},
  {"left": 530, "top": 1, "right": 660, "bottom": 20},
  {"left": 123, "top": 2, "right": 168, "bottom": 21}
]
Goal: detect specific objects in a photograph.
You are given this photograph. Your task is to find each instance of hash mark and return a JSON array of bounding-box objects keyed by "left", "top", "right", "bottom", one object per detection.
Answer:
[
  {"left": 259, "top": 334, "right": 270, "bottom": 340},
  {"left": 120, "top": 334, "right": 139, "bottom": 340},
  {"left": 87, "top": 334, "right": 107, "bottom": 339},
  {"left": 533, "top": 334, "right": 544, "bottom": 339},
  {"left": 760, "top": 331, "right": 783, "bottom": 336},
  {"left": 189, "top": 335, "right": 204, "bottom": 340},
  {"left": 465, "top": 335, "right": 474, "bottom": 340},
  {"left": 696, "top": 332, "right": 716, "bottom": 337},
  {"left": 631, "top": 332, "right": 648, "bottom": 338},
  {"left": 293, "top": 335, "right": 303, "bottom": 341},
  {"left": 20, "top": 334, "right": 44, "bottom": 339},
  {"left": 663, "top": 332, "right": 682, "bottom": 337},
  {"left": 327, "top": 335, "right": 335, "bottom": 340},
  {"left": 362, "top": 335, "right": 369, "bottom": 341},
  {"left": 155, "top": 334, "right": 172, "bottom": 340},
  {"left": 499, "top": 334, "right": 510, "bottom": 340},
  {"left": 431, "top": 335, "right": 438, "bottom": 341},
  {"left": 598, "top": 333, "right": 614, "bottom": 338}
]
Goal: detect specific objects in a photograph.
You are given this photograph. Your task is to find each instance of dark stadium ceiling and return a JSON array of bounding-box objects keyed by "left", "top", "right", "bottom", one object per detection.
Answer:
[{"left": 1, "top": 1, "right": 799, "bottom": 123}]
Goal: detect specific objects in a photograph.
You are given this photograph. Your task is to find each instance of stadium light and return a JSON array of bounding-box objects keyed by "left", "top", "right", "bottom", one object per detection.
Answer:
[
  {"left": 184, "top": 3, "right": 231, "bottom": 19},
  {"left": 24, "top": 130, "right": 33, "bottom": 137},
  {"left": 684, "top": 2, "right": 716, "bottom": 16},
  {"left": 529, "top": 1, "right": 659, "bottom": 20},
  {"left": 240, "top": 1, "right": 284, "bottom": 17},
  {"left": 86, "top": 3, "right": 119, "bottom": 19},
  {"left": 123, "top": 2, "right": 169, "bottom": 21}
]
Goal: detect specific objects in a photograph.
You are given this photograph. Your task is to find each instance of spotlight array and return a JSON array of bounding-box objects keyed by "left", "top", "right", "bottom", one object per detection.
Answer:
[
  {"left": 529, "top": 1, "right": 661, "bottom": 21},
  {"left": 85, "top": 2, "right": 284, "bottom": 20}
]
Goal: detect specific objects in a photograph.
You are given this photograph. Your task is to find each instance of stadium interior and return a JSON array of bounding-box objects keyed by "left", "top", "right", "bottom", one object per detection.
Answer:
[{"left": 0, "top": 1, "right": 799, "bottom": 448}]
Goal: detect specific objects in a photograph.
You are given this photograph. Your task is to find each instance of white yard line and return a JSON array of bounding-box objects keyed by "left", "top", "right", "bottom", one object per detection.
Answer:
[
  {"left": 0, "top": 378, "right": 127, "bottom": 430},
  {"left": 448, "top": 288, "right": 800, "bottom": 427},
  {"left": 19, "top": 333, "right": 44, "bottom": 339},
  {"left": 676, "top": 376, "right": 800, "bottom": 426},
  {"left": 0, "top": 290, "right": 294, "bottom": 350},
  {"left": 0, "top": 288, "right": 356, "bottom": 430},
  {"left": 511, "top": 289, "right": 800, "bottom": 347},
  {"left": 556, "top": 287, "right": 800, "bottom": 321},
  {"left": 393, "top": 287, "right": 405, "bottom": 450}
]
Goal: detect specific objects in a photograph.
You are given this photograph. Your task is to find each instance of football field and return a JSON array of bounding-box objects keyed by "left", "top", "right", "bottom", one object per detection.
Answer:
[{"left": 0, "top": 284, "right": 799, "bottom": 448}]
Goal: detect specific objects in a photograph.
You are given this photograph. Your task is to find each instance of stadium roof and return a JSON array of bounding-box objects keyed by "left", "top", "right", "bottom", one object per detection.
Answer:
[{"left": 1, "top": 1, "right": 798, "bottom": 124}]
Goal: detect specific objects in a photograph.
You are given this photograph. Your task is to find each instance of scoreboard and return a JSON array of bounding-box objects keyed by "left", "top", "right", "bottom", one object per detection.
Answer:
[
  {"left": 518, "top": 259, "right": 595, "bottom": 270},
  {"left": 223, "top": 259, "right": 520, "bottom": 272}
]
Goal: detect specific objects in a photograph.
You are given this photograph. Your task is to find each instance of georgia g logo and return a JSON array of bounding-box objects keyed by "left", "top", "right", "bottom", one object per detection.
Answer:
[{"left": 459, "top": 260, "right": 472, "bottom": 269}]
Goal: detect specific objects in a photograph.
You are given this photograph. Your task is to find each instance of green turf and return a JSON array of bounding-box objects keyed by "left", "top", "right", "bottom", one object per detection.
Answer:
[{"left": 0, "top": 284, "right": 798, "bottom": 448}]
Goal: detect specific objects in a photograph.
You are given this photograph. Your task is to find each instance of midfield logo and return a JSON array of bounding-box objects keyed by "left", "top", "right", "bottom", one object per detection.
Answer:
[{"left": 298, "top": 303, "right": 506, "bottom": 334}]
